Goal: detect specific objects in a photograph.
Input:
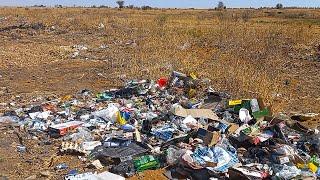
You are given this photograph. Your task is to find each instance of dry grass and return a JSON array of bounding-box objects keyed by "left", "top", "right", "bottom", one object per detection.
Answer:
[{"left": 0, "top": 7, "right": 319, "bottom": 114}]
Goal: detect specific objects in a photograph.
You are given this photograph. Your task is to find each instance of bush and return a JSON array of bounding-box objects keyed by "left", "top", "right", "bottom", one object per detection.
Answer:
[{"left": 141, "top": 6, "right": 152, "bottom": 10}]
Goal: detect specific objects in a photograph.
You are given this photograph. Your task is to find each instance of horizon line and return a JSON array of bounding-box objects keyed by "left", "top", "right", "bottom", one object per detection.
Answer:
[{"left": 1, "top": 5, "right": 320, "bottom": 9}]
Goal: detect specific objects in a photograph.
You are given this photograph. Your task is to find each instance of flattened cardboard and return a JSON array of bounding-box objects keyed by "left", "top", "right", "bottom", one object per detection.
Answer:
[{"left": 172, "top": 105, "right": 220, "bottom": 122}]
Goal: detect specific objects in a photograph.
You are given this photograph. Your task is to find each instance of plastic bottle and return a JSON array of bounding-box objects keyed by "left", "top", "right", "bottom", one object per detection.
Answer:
[{"left": 250, "top": 99, "right": 260, "bottom": 112}]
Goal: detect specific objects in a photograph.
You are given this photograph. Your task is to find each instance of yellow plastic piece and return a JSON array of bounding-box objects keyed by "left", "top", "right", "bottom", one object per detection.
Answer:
[
  {"left": 189, "top": 72, "right": 197, "bottom": 79},
  {"left": 228, "top": 100, "right": 242, "bottom": 106},
  {"left": 61, "top": 95, "right": 72, "bottom": 101},
  {"left": 116, "top": 111, "right": 127, "bottom": 125},
  {"left": 296, "top": 163, "right": 306, "bottom": 169},
  {"left": 188, "top": 89, "right": 197, "bottom": 98},
  {"left": 308, "top": 162, "right": 318, "bottom": 173}
]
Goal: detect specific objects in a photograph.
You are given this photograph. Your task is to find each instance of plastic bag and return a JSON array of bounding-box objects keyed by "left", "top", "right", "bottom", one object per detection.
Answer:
[
  {"left": 239, "top": 108, "right": 252, "bottom": 124},
  {"left": 69, "top": 127, "right": 93, "bottom": 142},
  {"left": 0, "top": 116, "right": 18, "bottom": 124},
  {"left": 273, "top": 164, "right": 301, "bottom": 179},
  {"left": 166, "top": 147, "right": 186, "bottom": 165},
  {"left": 92, "top": 104, "right": 119, "bottom": 122}
]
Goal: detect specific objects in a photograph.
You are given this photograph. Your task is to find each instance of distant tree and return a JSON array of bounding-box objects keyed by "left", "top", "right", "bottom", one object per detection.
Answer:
[
  {"left": 276, "top": 3, "right": 283, "bottom": 9},
  {"left": 217, "top": 1, "right": 226, "bottom": 10},
  {"left": 141, "top": 5, "right": 152, "bottom": 10},
  {"left": 99, "top": 5, "right": 109, "bottom": 8},
  {"left": 32, "top": 5, "right": 46, "bottom": 7},
  {"left": 128, "top": 5, "right": 134, "bottom": 9},
  {"left": 116, "top": 1, "right": 125, "bottom": 8}
]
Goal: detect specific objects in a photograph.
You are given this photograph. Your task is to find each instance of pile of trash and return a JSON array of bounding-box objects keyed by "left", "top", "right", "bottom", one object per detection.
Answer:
[{"left": 1, "top": 71, "right": 319, "bottom": 179}]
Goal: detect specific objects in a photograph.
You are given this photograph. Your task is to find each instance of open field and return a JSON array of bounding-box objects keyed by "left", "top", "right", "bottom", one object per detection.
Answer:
[{"left": 0, "top": 7, "right": 319, "bottom": 179}]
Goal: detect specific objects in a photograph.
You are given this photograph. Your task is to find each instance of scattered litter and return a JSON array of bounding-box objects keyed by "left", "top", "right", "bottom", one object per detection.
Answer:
[
  {"left": 1, "top": 71, "right": 319, "bottom": 179},
  {"left": 91, "top": 159, "right": 104, "bottom": 170},
  {"left": 17, "top": 145, "right": 26, "bottom": 153},
  {"left": 55, "top": 163, "right": 68, "bottom": 170},
  {"left": 40, "top": 170, "right": 52, "bottom": 177},
  {"left": 98, "top": 23, "right": 105, "bottom": 29}
]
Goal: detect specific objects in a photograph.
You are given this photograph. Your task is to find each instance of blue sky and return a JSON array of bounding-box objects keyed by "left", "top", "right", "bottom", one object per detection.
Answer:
[{"left": 1, "top": 0, "right": 320, "bottom": 8}]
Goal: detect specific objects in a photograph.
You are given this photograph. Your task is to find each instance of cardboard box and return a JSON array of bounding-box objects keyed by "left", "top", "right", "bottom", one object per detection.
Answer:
[
  {"left": 197, "top": 128, "right": 220, "bottom": 146},
  {"left": 49, "top": 121, "right": 83, "bottom": 136}
]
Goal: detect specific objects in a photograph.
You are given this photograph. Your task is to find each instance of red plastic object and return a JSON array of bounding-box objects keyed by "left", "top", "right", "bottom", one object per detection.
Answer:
[{"left": 157, "top": 78, "right": 167, "bottom": 88}]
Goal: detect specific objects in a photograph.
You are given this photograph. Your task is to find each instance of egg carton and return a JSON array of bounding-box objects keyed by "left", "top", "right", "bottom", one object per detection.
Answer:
[{"left": 60, "top": 141, "right": 89, "bottom": 155}]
